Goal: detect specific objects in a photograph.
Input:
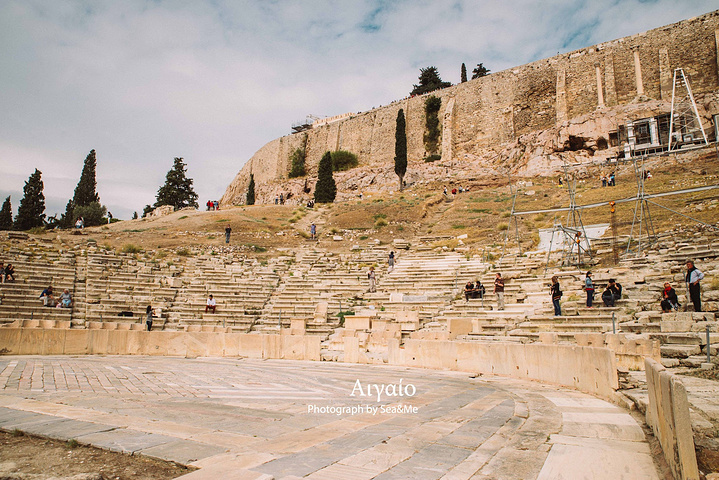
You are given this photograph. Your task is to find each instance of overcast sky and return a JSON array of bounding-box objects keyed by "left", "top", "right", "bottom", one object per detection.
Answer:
[{"left": 1, "top": 0, "right": 717, "bottom": 220}]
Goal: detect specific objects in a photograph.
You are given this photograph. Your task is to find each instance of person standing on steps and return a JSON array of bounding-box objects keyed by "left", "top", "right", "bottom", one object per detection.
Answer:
[
  {"left": 494, "top": 273, "right": 505, "bottom": 311},
  {"left": 388, "top": 251, "right": 395, "bottom": 272},
  {"left": 310, "top": 223, "right": 316, "bottom": 240},
  {"left": 368, "top": 266, "right": 376, "bottom": 293},
  {"left": 146, "top": 305, "right": 154, "bottom": 331},
  {"left": 225, "top": 225, "right": 232, "bottom": 244},
  {"left": 550, "top": 276, "right": 562, "bottom": 316},
  {"left": 686, "top": 260, "right": 704, "bottom": 312},
  {"left": 584, "top": 271, "right": 594, "bottom": 308}
]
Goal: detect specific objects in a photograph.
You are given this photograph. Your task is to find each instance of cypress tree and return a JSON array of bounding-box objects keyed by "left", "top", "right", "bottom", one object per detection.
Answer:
[
  {"left": 155, "top": 157, "right": 199, "bottom": 210},
  {"left": 395, "top": 109, "right": 407, "bottom": 192},
  {"left": 461, "top": 63, "right": 467, "bottom": 83},
  {"left": 314, "top": 152, "right": 336, "bottom": 203},
  {"left": 0, "top": 196, "right": 12, "bottom": 230},
  {"left": 73, "top": 149, "right": 100, "bottom": 207},
  {"left": 14, "top": 169, "right": 45, "bottom": 230},
  {"left": 247, "top": 174, "right": 256, "bottom": 205}
]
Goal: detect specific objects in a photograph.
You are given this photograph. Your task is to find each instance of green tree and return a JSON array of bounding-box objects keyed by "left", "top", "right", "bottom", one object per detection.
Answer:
[
  {"left": 61, "top": 200, "right": 75, "bottom": 228},
  {"left": 395, "top": 109, "right": 407, "bottom": 191},
  {"left": 314, "top": 152, "right": 336, "bottom": 204},
  {"left": 410, "top": 66, "right": 451, "bottom": 96},
  {"left": 155, "top": 157, "right": 199, "bottom": 210},
  {"left": 288, "top": 148, "right": 306, "bottom": 178},
  {"left": 247, "top": 174, "right": 255, "bottom": 205},
  {"left": 0, "top": 196, "right": 12, "bottom": 230},
  {"left": 73, "top": 149, "right": 100, "bottom": 207},
  {"left": 73, "top": 202, "right": 106, "bottom": 227},
  {"left": 471, "top": 63, "right": 490, "bottom": 79},
  {"left": 461, "top": 63, "right": 467, "bottom": 83},
  {"left": 424, "top": 96, "right": 442, "bottom": 156},
  {"left": 14, "top": 169, "right": 45, "bottom": 230}
]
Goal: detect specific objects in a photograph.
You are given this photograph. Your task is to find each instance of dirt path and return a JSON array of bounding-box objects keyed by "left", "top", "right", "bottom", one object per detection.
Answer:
[{"left": 0, "top": 430, "right": 192, "bottom": 480}]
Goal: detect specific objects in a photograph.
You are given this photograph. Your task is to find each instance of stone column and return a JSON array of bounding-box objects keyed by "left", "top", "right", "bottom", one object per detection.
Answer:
[
  {"left": 556, "top": 68, "right": 567, "bottom": 125},
  {"left": 604, "top": 52, "right": 617, "bottom": 106},
  {"left": 659, "top": 48, "right": 672, "bottom": 100},
  {"left": 633, "top": 48, "right": 644, "bottom": 96},
  {"left": 595, "top": 64, "right": 604, "bottom": 108}
]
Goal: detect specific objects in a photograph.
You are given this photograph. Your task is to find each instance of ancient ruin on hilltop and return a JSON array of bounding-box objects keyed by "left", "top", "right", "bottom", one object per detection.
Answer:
[{"left": 222, "top": 9, "right": 719, "bottom": 206}]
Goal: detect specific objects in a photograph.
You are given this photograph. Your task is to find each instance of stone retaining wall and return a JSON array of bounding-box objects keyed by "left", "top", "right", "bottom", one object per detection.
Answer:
[
  {"left": 0, "top": 328, "right": 620, "bottom": 399},
  {"left": 645, "top": 357, "right": 700, "bottom": 480}
]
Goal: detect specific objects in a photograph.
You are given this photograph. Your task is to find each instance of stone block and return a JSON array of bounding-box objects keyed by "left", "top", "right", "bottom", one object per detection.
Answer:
[
  {"left": 18, "top": 328, "right": 44, "bottom": 355},
  {"left": 0, "top": 328, "right": 22, "bottom": 354},
  {"left": 106, "top": 330, "right": 129, "bottom": 355},
  {"left": 238, "top": 334, "right": 263, "bottom": 358},
  {"left": 262, "top": 334, "right": 281, "bottom": 359},
  {"left": 185, "top": 332, "right": 212, "bottom": 357},
  {"left": 223, "top": 333, "right": 240, "bottom": 357},
  {"left": 538, "top": 333, "right": 558, "bottom": 344},
  {"left": 344, "top": 316, "right": 371, "bottom": 331},
  {"left": 289, "top": 319, "right": 306, "bottom": 335},
  {"left": 281, "top": 335, "right": 306, "bottom": 360},
  {"left": 344, "top": 337, "right": 360, "bottom": 363},
  {"left": 63, "top": 330, "right": 89, "bottom": 355},
  {"left": 41, "top": 329, "right": 66, "bottom": 355},
  {"left": 447, "top": 318, "right": 472, "bottom": 340}
]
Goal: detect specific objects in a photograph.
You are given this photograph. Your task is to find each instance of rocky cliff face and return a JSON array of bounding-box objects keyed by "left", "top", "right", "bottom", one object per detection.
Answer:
[{"left": 221, "top": 10, "right": 719, "bottom": 206}]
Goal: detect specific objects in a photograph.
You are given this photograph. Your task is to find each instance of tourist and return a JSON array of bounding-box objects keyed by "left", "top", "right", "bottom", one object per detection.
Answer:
[
  {"left": 214, "top": 200, "right": 219, "bottom": 211},
  {"left": 608, "top": 279, "right": 622, "bottom": 302},
  {"left": 75, "top": 217, "right": 84, "bottom": 229},
  {"left": 550, "top": 276, "right": 562, "bottom": 316},
  {"left": 225, "top": 225, "right": 232, "bottom": 244},
  {"left": 368, "top": 266, "right": 376, "bottom": 293},
  {"left": 584, "top": 271, "right": 594, "bottom": 308},
  {"left": 57, "top": 289, "right": 72, "bottom": 309},
  {"left": 558, "top": 176, "right": 563, "bottom": 186},
  {"left": 39, "top": 286, "right": 55, "bottom": 307},
  {"left": 146, "top": 305, "right": 154, "bottom": 331},
  {"left": 661, "top": 282, "right": 680, "bottom": 313},
  {"left": 310, "top": 223, "right": 316, "bottom": 240},
  {"left": 686, "top": 260, "right": 704, "bottom": 312},
  {"left": 601, "top": 174, "right": 607, "bottom": 187},
  {"left": 601, "top": 285, "right": 615, "bottom": 307},
  {"left": 494, "top": 273, "right": 505, "bottom": 311},
  {"left": 388, "top": 251, "right": 395, "bottom": 272},
  {"left": 205, "top": 294, "right": 216, "bottom": 313},
  {"left": 464, "top": 281, "right": 474, "bottom": 302},
  {"left": 107, "top": 212, "right": 113, "bottom": 224},
  {"left": 475, "top": 280, "right": 486, "bottom": 299},
  {"left": 609, "top": 172, "right": 616, "bottom": 186},
  {"left": 207, "top": 200, "right": 212, "bottom": 211},
  {"left": 3, "top": 263, "right": 15, "bottom": 283},
  {"left": 0, "top": 262, "right": 4, "bottom": 284}
]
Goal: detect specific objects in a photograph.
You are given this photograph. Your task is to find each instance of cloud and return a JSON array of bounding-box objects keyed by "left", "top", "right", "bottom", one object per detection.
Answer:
[{"left": 0, "top": 0, "right": 717, "bottom": 220}]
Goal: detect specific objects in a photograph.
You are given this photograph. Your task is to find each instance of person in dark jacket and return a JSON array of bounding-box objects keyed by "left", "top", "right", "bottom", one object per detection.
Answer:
[
  {"left": 584, "top": 271, "right": 594, "bottom": 307},
  {"left": 550, "top": 276, "right": 562, "bottom": 316}
]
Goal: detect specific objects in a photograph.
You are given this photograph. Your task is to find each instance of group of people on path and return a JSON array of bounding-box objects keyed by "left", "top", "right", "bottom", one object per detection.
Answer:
[
  {"left": 600, "top": 172, "right": 616, "bottom": 187},
  {"left": 206, "top": 200, "right": 220, "bottom": 211}
]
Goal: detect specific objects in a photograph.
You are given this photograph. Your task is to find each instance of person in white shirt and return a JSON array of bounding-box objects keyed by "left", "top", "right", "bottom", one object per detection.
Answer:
[{"left": 205, "top": 294, "right": 216, "bottom": 313}]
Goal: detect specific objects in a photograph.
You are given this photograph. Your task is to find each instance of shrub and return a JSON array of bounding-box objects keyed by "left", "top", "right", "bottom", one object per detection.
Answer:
[
  {"left": 288, "top": 147, "right": 306, "bottom": 178},
  {"left": 73, "top": 201, "right": 107, "bottom": 227},
  {"left": 121, "top": 244, "right": 142, "bottom": 254},
  {"left": 374, "top": 218, "right": 388, "bottom": 228},
  {"left": 497, "top": 223, "right": 509, "bottom": 231},
  {"left": 424, "top": 154, "right": 441, "bottom": 162},
  {"left": 331, "top": 150, "right": 359, "bottom": 171},
  {"left": 176, "top": 247, "right": 191, "bottom": 256}
]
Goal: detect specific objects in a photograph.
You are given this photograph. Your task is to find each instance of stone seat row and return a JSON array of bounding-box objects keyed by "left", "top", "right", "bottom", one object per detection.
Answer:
[{"left": 1, "top": 319, "right": 72, "bottom": 329}]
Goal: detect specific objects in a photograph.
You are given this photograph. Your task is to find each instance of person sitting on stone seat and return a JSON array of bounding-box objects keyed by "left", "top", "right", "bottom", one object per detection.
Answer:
[
  {"left": 661, "top": 282, "right": 680, "bottom": 313},
  {"left": 206, "top": 294, "right": 216, "bottom": 313},
  {"left": 474, "top": 280, "right": 486, "bottom": 299},
  {"left": 39, "top": 286, "right": 55, "bottom": 307},
  {"left": 3, "top": 263, "right": 15, "bottom": 282},
  {"left": 601, "top": 285, "right": 615, "bottom": 307},
  {"left": 464, "top": 281, "right": 474, "bottom": 301},
  {"left": 607, "top": 279, "right": 622, "bottom": 301},
  {"left": 57, "top": 289, "right": 72, "bottom": 309}
]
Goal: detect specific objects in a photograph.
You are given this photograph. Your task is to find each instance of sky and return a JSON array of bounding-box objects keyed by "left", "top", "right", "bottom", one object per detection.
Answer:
[{"left": 1, "top": 0, "right": 717, "bottom": 220}]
